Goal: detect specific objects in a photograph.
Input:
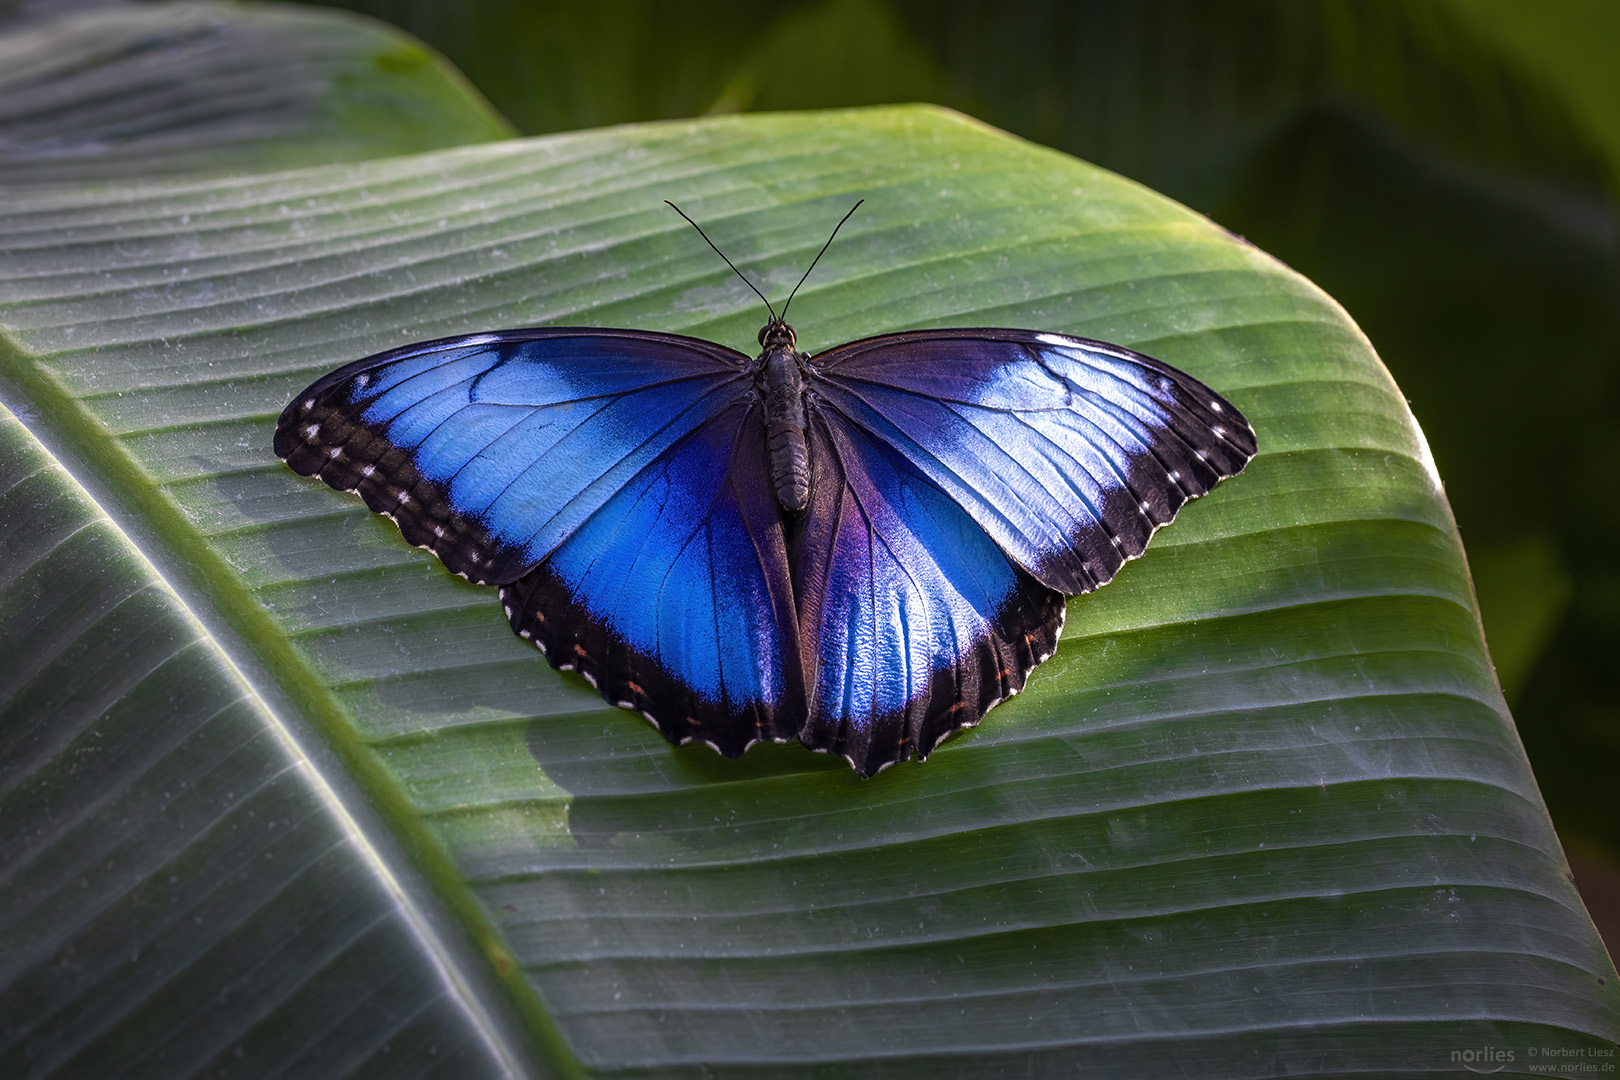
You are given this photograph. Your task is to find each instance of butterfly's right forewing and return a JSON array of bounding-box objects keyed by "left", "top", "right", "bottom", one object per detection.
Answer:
[
  {"left": 792, "top": 328, "right": 1257, "bottom": 774},
  {"left": 811, "top": 329, "right": 1257, "bottom": 596}
]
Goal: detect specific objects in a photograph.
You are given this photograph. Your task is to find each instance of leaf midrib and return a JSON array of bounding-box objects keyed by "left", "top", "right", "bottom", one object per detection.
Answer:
[{"left": 0, "top": 361, "right": 566, "bottom": 1076}]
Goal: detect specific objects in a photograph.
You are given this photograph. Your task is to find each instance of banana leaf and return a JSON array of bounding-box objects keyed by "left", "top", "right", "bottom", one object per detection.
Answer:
[{"left": 0, "top": 3, "right": 1614, "bottom": 1076}]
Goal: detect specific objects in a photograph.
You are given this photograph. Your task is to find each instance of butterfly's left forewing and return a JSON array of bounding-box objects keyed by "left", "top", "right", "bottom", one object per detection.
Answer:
[
  {"left": 276, "top": 328, "right": 804, "bottom": 752},
  {"left": 276, "top": 329, "right": 751, "bottom": 585}
]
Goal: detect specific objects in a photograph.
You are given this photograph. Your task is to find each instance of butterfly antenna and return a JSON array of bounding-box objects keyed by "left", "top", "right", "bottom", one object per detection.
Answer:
[
  {"left": 665, "top": 200, "right": 777, "bottom": 322},
  {"left": 780, "top": 199, "right": 863, "bottom": 324}
]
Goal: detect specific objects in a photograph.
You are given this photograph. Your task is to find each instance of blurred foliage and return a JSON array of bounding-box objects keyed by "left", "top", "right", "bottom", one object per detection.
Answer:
[
  {"left": 0, "top": 0, "right": 513, "bottom": 181},
  {"left": 1451, "top": 0, "right": 1620, "bottom": 171},
  {"left": 298, "top": 0, "right": 1620, "bottom": 860}
]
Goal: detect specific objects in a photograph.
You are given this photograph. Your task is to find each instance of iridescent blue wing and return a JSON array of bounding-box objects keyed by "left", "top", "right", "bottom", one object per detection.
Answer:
[
  {"left": 810, "top": 329, "right": 1257, "bottom": 595},
  {"left": 793, "top": 407, "right": 1067, "bottom": 777},
  {"left": 275, "top": 328, "right": 804, "bottom": 752},
  {"left": 796, "top": 329, "right": 1255, "bottom": 775},
  {"left": 500, "top": 400, "right": 805, "bottom": 755},
  {"left": 276, "top": 329, "right": 755, "bottom": 585}
]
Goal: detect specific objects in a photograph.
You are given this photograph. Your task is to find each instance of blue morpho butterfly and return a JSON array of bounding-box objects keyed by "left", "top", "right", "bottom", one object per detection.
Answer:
[{"left": 275, "top": 202, "right": 1257, "bottom": 777}]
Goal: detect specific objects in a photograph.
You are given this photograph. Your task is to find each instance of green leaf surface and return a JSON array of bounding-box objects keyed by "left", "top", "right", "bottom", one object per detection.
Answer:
[
  {"left": 3, "top": 96, "right": 1615, "bottom": 1075},
  {"left": 0, "top": 404, "right": 526, "bottom": 1075},
  {"left": 0, "top": 0, "right": 513, "bottom": 184},
  {"left": 317, "top": 0, "right": 1620, "bottom": 857}
]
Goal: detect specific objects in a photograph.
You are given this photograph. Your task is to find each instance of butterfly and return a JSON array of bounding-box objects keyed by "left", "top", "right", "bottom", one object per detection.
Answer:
[{"left": 274, "top": 203, "right": 1256, "bottom": 777}]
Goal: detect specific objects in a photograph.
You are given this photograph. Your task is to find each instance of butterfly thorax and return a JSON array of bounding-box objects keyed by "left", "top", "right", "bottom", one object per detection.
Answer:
[{"left": 756, "top": 320, "right": 812, "bottom": 513}]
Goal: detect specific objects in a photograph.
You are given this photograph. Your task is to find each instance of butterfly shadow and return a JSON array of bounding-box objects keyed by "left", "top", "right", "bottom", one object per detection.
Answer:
[{"left": 518, "top": 677, "right": 871, "bottom": 853}]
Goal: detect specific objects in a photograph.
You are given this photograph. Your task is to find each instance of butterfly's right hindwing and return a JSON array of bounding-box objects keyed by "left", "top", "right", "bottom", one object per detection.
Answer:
[{"left": 792, "top": 406, "right": 1067, "bottom": 777}]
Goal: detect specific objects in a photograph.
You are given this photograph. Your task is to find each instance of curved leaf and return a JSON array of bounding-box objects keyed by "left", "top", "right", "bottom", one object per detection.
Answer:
[
  {"left": 0, "top": 404, "right": 527, "bottom": 1075},
  {"left": 322, "top": 0, "right": 1620, "bottom": 859},
  {"left": 0, "top": 4, "right": 543, "bottom": 1077},
  {"left": 0, "top": 43, "right": 1613, "bottom": 1078}
]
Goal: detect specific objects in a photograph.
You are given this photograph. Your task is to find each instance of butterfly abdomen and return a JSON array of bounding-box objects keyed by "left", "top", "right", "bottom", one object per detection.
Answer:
[{"left": 760, "top": 345, "right": 812, "bottom": 512}]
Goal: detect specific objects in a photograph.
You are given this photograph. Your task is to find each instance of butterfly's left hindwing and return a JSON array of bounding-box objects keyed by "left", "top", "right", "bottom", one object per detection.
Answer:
[{"left": 502, "top": 400, "right": 805, "bottom": 756}]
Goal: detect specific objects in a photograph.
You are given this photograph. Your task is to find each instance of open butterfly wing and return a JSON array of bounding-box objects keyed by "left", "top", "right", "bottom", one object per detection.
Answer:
[
  {"left": 794, "top": 407, "right": 1067, "bottom": 777},
  {"left": 811, "top": 329, "right": 1257, "bottom": 596},
  {"left": 275, "top": 328, "right": 753, "bottom": 585},
  {"left": 798, "top": 329, "right": 1255, "bottom": 774},
  {"left": 502, "top": 400, "right": 804, "bottom": 755},
  {"left": 276, "top": 329, "right": 803, "bottom": 751}
]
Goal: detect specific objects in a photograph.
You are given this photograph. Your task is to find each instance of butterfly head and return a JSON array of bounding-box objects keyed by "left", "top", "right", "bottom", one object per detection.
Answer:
[{"left": 758, "top": 317, "right": 798, "bottom": 350}]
